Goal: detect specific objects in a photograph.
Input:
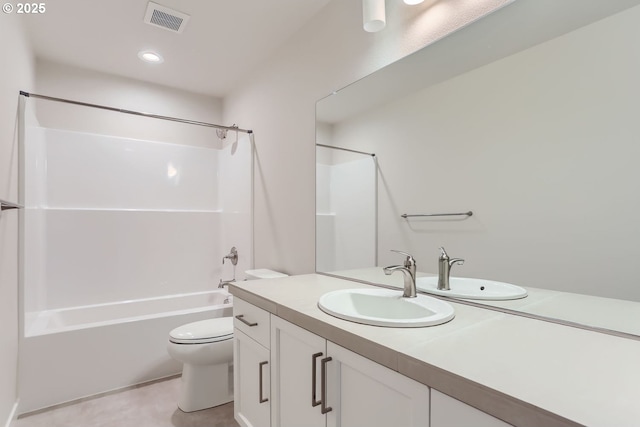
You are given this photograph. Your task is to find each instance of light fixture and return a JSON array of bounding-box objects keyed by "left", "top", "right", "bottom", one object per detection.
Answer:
[
  {"left": 403, "top": 0, "right": 424, "bottom": 4},
  {"left": 138, "top": 50, "right": 164, "bottom": 64},
  {"left": 363, "top": 0, "right": 386, "bottom": 32}
]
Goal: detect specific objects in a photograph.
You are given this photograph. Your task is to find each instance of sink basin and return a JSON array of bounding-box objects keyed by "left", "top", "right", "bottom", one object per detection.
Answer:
[
  {"left": 318, "top": 288, "right": 455, "bottom": 327},
  {"left": 416, "top": 276, "right": 527, "bottom": 300}
]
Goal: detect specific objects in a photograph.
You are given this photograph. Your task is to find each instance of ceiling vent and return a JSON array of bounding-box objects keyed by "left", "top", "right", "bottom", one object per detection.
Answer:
[{"left": 143, "top": 2, "right": 190, "bottom": 33}]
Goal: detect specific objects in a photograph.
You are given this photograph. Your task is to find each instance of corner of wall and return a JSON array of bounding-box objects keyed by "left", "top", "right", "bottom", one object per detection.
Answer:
[{"left": 0, "top": 12, "right": 35, "bottom": 427}]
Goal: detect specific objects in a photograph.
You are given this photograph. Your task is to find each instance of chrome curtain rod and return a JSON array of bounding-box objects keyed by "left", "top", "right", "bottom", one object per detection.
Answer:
[
  {"left": 19, "top": 91, "right": 253, "bottom": 134},
  {"left": 316, "top": 143, "right": 375, "bottom": 157},
  {"left": 401, "top": 211, "right": 473, "bottom": 219}
]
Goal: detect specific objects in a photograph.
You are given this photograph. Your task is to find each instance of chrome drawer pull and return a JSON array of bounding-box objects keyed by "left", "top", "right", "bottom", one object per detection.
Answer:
[
  {"left": 259, "top": 361, "right": 269, "bottom": 403},
  {"left": 312, "top": 352, "right": 323, "bottom": 407},
  {"left": 235, "top": 314, "right": 258, "bottom": 327},
  {"left": 320, "top": 357, "right": 333, "bottom": 414}
]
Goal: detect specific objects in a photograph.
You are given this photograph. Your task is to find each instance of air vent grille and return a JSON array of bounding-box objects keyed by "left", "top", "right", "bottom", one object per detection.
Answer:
[{"left": 144, "top": 2, "right": 190, "bottom": 33}]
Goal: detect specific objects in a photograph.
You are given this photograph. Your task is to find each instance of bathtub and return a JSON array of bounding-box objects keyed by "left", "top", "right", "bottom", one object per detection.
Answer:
[{"left": 18, "top": 289, "right": 233, "bottom": 414}]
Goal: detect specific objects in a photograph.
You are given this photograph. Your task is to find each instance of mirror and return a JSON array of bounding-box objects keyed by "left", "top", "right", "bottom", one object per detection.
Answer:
[{"left": 316, "top": 0, "right": 640, "bottom": 337}]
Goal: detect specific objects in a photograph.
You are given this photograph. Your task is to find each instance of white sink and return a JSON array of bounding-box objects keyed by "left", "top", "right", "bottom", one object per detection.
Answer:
[
  {"left": 416, "top": 276, "right": 527, "bottom": 300},
  {"left": 318, "top": 288, "right": 455, "bottom": 327}
]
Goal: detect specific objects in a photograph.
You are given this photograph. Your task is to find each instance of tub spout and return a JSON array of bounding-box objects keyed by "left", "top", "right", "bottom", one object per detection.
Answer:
[{"left": 218, "top": 279, "right": 235, "bottom": 288}]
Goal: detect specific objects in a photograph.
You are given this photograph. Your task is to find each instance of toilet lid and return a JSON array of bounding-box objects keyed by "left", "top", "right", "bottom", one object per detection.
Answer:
[{"left": 169, "top": 317, "right": 233, "bottom": 344}]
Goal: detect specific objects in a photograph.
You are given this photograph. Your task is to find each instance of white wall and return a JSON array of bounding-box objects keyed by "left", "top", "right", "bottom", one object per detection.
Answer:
[
  {"left": 224, "top": 0, "right": 511, "bottom": 275},
  {"left": 33, "top": 59, "right": 223, "bottom": 148},
  {"left": 0, "top": 14, "right": 34, "bottom": 427},
  {"left": 330, "top": 5, "right": 640, "bottom": 301}
]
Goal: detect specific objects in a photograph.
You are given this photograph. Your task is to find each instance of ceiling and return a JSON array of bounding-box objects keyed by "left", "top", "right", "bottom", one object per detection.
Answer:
[{"left": 22, "top": 0, "right": 331, "bottom": 98}]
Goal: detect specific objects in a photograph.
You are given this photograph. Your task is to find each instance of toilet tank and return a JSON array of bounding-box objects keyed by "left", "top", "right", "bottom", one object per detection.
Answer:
[{"left": 245, "top": 269, "right": 288, "bottom": 280}]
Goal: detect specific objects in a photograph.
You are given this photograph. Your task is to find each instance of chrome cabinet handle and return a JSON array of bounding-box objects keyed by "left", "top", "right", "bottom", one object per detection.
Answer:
[
  {"left": 235, "top": 314, "right": 257, "bottom": 327},
  {"left": 311, "top": 352, "right": 323, "bottom": 407},
  {"left": 320, "top": 357, "right": 333, "bottom": 414},
  {"left": 259, "top": 361, "right": 269, "bottom": 404}
]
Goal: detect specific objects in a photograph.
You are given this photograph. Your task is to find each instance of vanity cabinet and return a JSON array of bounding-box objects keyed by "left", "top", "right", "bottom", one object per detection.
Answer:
[
  {"left": 233, "top": 299, "right": 271, "bottom": 427},
  {"left": 234, "top": 297, "right": 511, "bottom": 427},
  {"left": 270, "top": 315, "right": 430, "bottom": 427},
  {"left": 270, "top": 315, "right": 326, "bottom": 427}
]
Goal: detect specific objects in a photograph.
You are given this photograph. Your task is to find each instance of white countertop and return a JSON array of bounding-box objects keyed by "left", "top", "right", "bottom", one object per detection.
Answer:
[{"left": 230, "top": 273, "right": 640, "bottom": 427}]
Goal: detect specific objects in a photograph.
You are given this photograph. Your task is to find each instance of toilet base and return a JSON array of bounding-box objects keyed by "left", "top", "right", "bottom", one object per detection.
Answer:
[{"left": 178, "top": 362, "right": 233, "bottom": 412}]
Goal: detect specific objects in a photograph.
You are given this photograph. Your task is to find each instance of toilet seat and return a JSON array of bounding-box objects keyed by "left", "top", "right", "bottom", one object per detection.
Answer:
[{"left": 169, "top": 317, "right": 233, "bottom": 344}]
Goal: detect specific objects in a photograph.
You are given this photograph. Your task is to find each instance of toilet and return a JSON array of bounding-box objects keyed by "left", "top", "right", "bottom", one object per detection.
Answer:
[
  {"left": 167, "top": 269, "right": 287, "bottom": 412},
  {"left": 167, "top": 317, "right": 234, "bottom": 412}
]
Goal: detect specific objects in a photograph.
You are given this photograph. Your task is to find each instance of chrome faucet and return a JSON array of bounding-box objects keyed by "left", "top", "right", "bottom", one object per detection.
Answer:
[
  {"left": 437, "top": 247, "right": 464, "bottom": 291},
  {"left": 383, "top": 250, "right": 417, "bottom": 298}
]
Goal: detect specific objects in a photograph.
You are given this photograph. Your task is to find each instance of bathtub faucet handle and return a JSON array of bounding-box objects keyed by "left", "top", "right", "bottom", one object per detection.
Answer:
[{"left": 222, "top": 247, "right": 238, "bottom": 266}]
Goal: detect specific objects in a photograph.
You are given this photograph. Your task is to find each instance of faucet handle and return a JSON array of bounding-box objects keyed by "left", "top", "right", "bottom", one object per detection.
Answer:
[
  {"left": 438, "top": 247, "right": 449, "bottom": 259},
  {"left": 390, "top": 249, "right": 415, "bottom": 267},
  {"left": 223, "top": 246, "right": 239, "bottom": 266}
]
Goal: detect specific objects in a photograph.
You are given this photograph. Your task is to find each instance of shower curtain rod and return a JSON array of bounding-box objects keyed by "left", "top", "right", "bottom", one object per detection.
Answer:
[
  {"left": 316, "top": 143, "right": 375, "bottom": 157},
  {"left": 19, "top": 91, "right": 253, "bottom": 134}
]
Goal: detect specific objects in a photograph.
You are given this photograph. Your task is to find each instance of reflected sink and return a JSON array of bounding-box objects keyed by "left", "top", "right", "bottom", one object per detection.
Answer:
[
  {"left": 318, "top": 288, "right": 455, "bottom": 327},
  {"left": 416, "top": 277, "right": 527, "bottom": 300}
]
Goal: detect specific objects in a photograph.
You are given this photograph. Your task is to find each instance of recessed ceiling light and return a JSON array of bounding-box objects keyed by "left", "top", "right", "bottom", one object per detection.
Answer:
[
  {"left": 138, "top": 50, "right": 164, "bottom": 63},
  {"left": 403, "top": 0, "right": 424, "bottom": 4}
]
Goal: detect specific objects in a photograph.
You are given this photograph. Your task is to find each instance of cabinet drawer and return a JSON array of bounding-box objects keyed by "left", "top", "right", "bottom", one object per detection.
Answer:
[{"left": 234, "top": 298, "right": 271, "bottom": 348}]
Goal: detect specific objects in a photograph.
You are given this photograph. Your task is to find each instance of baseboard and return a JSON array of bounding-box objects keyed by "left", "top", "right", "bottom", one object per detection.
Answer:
[{"left": 3, "top": 400, "right": 19, "bottom": 427}]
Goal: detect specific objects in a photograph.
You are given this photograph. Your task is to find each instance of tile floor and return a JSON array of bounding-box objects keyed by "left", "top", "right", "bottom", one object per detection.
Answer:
[{"left": 13, "top": 377, "right": 240, "bottom": 427}]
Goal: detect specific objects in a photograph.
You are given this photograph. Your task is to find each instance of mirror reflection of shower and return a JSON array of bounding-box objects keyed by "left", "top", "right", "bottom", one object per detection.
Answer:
[{"left": 316, "top": 143, "right": 377, "bottom": 273}]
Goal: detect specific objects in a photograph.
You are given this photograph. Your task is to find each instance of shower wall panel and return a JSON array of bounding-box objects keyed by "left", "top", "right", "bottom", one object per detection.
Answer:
[
  {"left": 24, "top": 127, "right": 251, "bottom": 312},
  {"left": 40, "top": 128, "right": 219, "bottom": 210}
]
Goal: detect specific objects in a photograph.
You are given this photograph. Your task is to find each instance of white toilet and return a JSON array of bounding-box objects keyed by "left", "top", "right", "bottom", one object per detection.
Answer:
[
  {"left": 167, "top": 269, "right": 287, "bottom": 412},
  {"left": 167, "top": 317, "right": 234, "bottom": 412}
]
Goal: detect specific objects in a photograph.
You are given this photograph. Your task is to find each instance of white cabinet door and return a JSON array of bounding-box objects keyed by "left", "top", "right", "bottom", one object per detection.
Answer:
[
  {"left": 431, "top": 389, "right": 513, "bottom": 427},
  {"left": 326, "top": 342, "right": 430, "bottom": 427},
  {"left": 270, "top": 315, "right": 327, "bottom": 427},
  {"left": 234, "top": 328, "right": 271, "bottom": 427}
]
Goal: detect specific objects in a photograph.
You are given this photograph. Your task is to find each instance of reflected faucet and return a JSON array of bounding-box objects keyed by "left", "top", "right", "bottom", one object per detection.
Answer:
[
  {"left": 437, "top": 247, "right": 464, "bottom": 291},
  {"left": 383, "top": 250, "right": 417, "bottom": 298}
]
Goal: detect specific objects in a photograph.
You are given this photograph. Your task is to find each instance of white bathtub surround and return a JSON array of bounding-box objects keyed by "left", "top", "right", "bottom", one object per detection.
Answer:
[
  {"left": 19, "top": 289, "right": 231, "bottom": 414},
  {"left": 23, "top": 126, "right": 253, "bottom": 311}
]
